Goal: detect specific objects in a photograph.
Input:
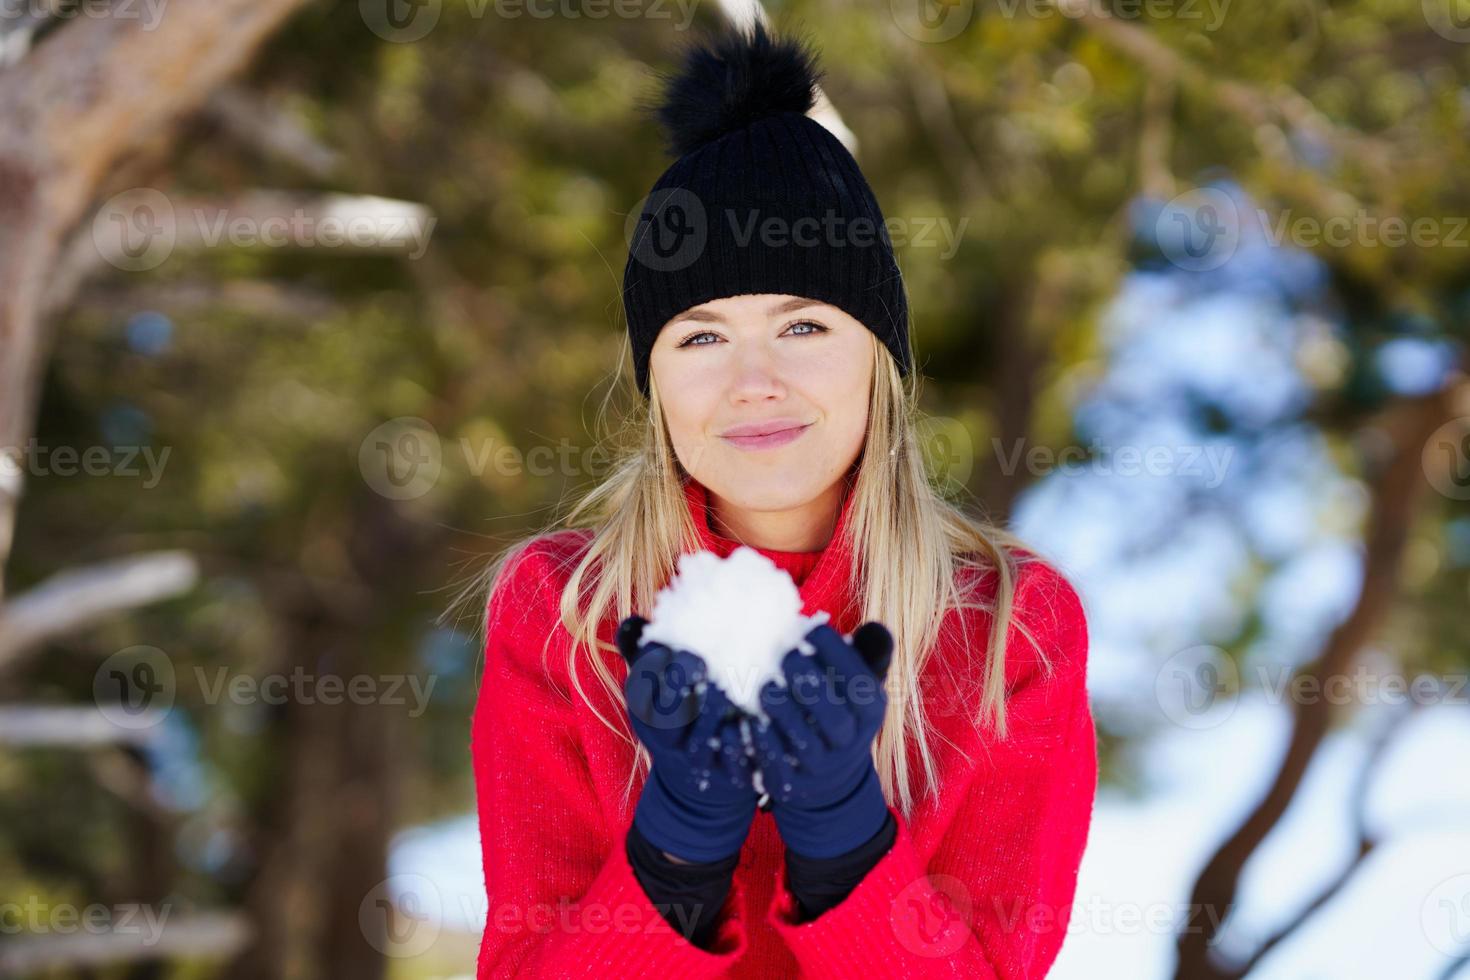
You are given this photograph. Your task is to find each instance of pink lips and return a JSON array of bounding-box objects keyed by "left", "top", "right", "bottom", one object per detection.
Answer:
[{"left": 718, "top": 420, "right": 812, "bottom": 451}]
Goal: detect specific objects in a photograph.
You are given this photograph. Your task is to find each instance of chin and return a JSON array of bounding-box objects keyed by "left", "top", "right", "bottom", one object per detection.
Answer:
[{"left": 705, "top": 473, "right": 824, "bottom": 512}]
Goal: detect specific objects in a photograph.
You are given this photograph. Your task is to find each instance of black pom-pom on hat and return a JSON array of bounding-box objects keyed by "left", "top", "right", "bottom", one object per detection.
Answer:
[
  {"left": 644, "top": 21, "right": 825, "bottom": 158},
  {"left": 622, "top": 23, "right": 913, "bottom": 399}
]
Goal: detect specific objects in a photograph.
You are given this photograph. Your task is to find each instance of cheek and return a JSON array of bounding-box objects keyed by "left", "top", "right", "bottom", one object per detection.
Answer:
[
  {"left": 830, "top": 403, "right": 870, "bottom": 459},
  {"left": 662, "top": 400, "right": 696, "bottom": 445},
  {"left": 802, "top": 378, "right": 867, "bottom": 448},
  {"left": 659, "top": 388, "right": 717, "bottom": 450},
  {"left": 811, "top": 347, "right": 872, "bottom": 459}
]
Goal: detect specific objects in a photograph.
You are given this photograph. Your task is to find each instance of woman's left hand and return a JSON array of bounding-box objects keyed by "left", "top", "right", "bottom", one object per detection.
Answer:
[{"left": 749, "top": 621, "right": 894, "bottom": 859}]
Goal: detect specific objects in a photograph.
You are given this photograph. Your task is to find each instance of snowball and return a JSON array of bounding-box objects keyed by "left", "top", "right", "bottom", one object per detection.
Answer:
[{"left": 639, "top": 546, "right": 829, "bottom": 722}]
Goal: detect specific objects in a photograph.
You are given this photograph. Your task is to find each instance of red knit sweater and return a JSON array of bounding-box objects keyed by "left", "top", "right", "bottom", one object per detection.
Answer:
[{"left": 471, "top": 476, "right": 1097, "bottom": 978}]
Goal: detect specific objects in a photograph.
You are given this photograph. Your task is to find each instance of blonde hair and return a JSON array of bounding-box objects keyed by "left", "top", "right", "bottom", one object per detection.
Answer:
[{"left": 450, "top": 331, "right": 1049, "bottom": 820}]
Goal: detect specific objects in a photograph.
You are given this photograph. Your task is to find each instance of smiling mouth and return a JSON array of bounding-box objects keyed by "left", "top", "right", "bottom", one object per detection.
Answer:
[{"left": 719, "top": 423, "right": 812, "bottom": 450}]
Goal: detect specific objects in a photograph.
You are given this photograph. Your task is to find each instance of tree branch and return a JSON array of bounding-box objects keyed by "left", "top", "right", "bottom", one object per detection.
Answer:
[
  {"left": 0, "top": 705, "right": 166, "bottom": 747},
  {"left": 203, "top": 85, "right": 341, "bottom": 179},
  {"left": 0, "top": 911, "right": 251, "bottom": 972},
  {"left": 1235, "top": 702, "right": 1418, "bottom": 975},
  {"left": 0, "top": 550, "right": 198, "bottom": 674}
]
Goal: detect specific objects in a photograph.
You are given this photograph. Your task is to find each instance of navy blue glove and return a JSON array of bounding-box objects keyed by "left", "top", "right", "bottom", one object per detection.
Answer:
[
  {"left": 618, "top": 615, "right": 760, "bottom": 863},
  {"left": 750, "top": 621, "right": 894, "bottom": 859}
]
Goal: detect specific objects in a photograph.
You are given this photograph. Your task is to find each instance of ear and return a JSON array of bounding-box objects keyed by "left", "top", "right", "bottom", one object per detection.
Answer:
[
  {"left": 615, "top": 615, "right": 649, "bottom": 667},
  {"left": 850, "top": 621, "right": 894, "bottom": 682}
]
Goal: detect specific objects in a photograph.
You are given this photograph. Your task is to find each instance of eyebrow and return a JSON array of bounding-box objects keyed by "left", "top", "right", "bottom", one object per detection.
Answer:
[{"left": 670, "top": 297, "right": 821, "bottom": 325}]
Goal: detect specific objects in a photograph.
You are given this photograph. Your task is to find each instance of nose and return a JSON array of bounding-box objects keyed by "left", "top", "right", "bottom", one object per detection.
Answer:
[{"left": 727, "top": 343, "right": 786, "bottom": 404}]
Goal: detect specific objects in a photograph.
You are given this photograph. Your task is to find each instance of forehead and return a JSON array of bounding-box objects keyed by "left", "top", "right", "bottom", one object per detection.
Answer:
[{"left": 672, "top": 294, "right": 832, "bottom": 324}]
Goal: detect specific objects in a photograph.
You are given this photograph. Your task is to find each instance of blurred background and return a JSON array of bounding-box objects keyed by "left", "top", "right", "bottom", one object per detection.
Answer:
[{"left": 2, "top": 0, "right": 1469, "bottom": 977}]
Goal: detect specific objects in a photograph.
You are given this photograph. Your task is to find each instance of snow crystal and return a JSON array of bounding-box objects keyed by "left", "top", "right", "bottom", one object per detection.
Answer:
[
  {"left": 738, "top": 717, "right": 766, "bottom": 798},
  {"left": 640, "top": 546, "right": 829, "bottom": 721}
]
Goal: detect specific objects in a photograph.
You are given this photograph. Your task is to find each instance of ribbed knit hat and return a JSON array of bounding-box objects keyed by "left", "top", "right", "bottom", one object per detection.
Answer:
[{"left": 621, "top": 23, "right": 911, "bottom": 399}]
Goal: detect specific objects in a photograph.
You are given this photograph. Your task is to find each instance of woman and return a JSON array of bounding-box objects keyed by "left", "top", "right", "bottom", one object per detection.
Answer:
[{"left": 469, "top": 23, "right": 1096, "bottom": 978}]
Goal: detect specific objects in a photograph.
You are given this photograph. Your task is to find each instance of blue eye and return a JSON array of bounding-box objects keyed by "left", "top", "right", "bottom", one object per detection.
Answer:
[{"left": 674, "top": 321, "right": 828, "bottom": 348}]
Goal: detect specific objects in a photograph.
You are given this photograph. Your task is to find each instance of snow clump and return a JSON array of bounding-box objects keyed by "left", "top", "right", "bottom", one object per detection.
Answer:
[{"left": 639, "top": 546, "right": 829, "bottom": 721}]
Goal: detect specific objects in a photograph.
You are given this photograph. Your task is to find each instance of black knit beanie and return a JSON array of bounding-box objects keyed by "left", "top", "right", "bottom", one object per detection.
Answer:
[{"left": 621, "top": 23, "right": 912, "bottom": 399}]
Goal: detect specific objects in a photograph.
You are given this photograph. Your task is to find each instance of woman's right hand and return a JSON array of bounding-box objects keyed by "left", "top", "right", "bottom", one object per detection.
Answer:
[{"left": 617, "top": 614, "right": 759, "bottom": 863}]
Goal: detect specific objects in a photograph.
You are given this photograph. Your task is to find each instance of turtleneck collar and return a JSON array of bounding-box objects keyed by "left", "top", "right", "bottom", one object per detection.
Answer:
[{"left": 681, "top": 474, "right": 857, "bottom": 623}]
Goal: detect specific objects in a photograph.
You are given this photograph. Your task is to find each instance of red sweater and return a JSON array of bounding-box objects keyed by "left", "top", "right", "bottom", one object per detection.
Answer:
[{"left": 471, "top": 477, "right": 1097, "bottom": 978}]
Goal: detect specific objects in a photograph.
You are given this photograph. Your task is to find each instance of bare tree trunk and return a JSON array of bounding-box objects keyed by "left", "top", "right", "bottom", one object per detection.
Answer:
[
  {"left": 322, "top": 700, "right": 399, "bottom": 979},
  {"left": 975, "top": 275, "right": 1040, "bottom": 524},
  {"left": 223, "top": 490, "right": 443, "bottom": 980}
]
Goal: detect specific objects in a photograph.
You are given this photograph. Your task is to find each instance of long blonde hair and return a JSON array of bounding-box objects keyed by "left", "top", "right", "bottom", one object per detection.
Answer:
[{"left": 451, "top": 331, "right": 1050, "bottom": 819}]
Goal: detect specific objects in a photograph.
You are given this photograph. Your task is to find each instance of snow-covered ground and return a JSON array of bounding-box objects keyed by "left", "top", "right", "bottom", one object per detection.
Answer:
[{"left": 1053, "top": 698, "right": 1470, "bottom": 978}]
